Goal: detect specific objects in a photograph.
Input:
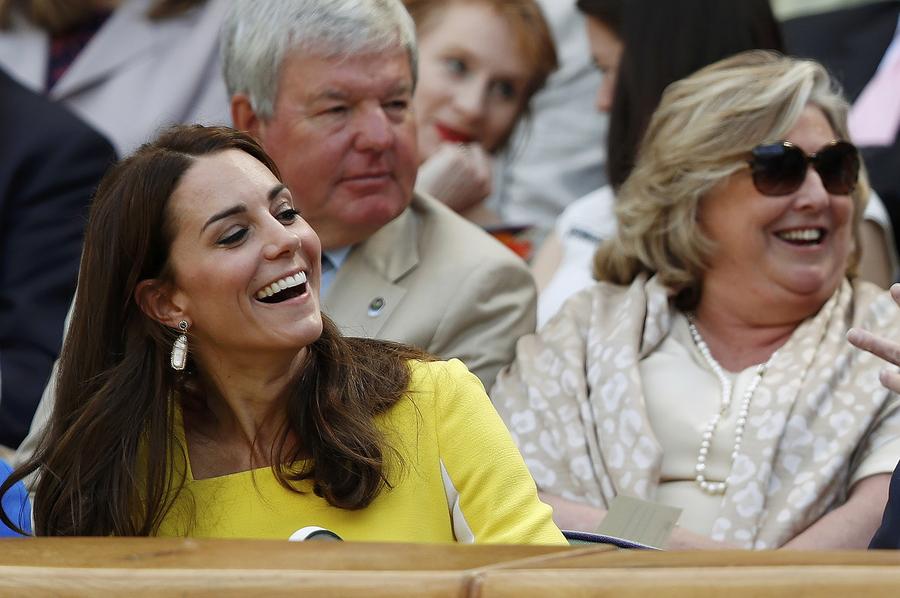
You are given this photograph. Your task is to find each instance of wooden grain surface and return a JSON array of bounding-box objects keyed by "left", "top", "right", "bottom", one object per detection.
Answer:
[
  {"left": 0, "top": 537, "right": 576, "bottom": 570},
  {"left": 1, "top": 538, "right": 898, "bottom": 597},
  {"left": 473, "top": 566, "right": 900, "bottom": 598}
]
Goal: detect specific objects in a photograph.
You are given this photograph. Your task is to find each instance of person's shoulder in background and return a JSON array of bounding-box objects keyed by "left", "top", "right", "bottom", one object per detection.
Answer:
[
  {"left": 0, "top": 0, "right": 230, "bottom": 156},
  {"left": 870, "top": 459, "right": 900, "bottom": 548},
  {"left": 0, "top": 66, "right": 116, "bottom": 449}
]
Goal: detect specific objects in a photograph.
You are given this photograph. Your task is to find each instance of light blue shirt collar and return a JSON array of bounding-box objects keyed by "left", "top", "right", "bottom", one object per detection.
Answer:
[{"left": 321, "top": 246, "right": 352, "bottom": 296}]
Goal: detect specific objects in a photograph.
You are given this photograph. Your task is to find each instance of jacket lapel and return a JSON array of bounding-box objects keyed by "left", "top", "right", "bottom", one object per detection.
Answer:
[
  {"left": 0, "top": 13, "right": 48, "bottom": 90},
  {"left": 323, "top": 205, "right": 419, "bottom": 339},
  {"left": 50, "top": 0, "right": 164, "bottom": 100}
]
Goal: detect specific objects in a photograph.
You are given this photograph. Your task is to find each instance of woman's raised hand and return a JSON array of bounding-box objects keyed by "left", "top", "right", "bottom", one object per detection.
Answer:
[
  {"left": 416, "top": 142, "right": 493, "bottom": 213},
  {"left": 848, "top": 283, "right": 900, "bottom": 394}
]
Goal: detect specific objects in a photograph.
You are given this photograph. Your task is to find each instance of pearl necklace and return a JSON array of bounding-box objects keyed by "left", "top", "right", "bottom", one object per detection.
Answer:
[{"left": 686, "top": 316, "right": 776, "bottom": 495}]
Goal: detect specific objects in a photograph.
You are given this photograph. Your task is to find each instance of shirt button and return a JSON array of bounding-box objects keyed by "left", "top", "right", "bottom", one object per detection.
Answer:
[{"left": 368, "top": 297, "right": 385, "bottom": 317}]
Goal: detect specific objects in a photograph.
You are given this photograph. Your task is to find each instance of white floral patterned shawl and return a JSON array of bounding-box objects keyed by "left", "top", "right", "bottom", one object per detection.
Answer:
[{"left": 493, "top": 274, "right": 900, "bottom": 548}]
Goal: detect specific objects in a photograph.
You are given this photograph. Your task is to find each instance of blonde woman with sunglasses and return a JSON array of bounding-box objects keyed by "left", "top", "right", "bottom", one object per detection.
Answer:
[{"left": 493, "top": 51, "right": 900, "bottom": 550}]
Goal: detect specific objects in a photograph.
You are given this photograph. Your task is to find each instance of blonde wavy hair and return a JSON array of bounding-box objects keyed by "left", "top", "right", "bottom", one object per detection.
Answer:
[{"left": 594, "top": 50, "right": 869, "bottom": 308}]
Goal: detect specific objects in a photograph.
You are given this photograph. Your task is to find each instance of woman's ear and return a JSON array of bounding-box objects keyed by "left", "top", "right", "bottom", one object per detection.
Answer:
[{"left": 134, "top": 279, "right": 186, "bottom": 329}]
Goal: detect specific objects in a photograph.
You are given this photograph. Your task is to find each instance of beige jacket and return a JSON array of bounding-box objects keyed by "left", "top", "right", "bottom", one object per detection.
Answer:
[{"left": 324, "top": 192, "right": 536, "bottom": 390}]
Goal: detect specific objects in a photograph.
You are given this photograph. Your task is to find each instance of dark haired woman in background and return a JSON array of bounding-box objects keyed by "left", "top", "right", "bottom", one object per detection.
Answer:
[
  {"left": 0, "top": 125, "right": 564, "bottom": 544},
  {"left": 532, "top": 0, "right": 896, "bottom": 326}
]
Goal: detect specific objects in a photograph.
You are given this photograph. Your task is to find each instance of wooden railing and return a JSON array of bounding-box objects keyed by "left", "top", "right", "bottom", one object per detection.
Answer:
[{"left": 1, "top": 538, "right": 899, "bottom": 596}]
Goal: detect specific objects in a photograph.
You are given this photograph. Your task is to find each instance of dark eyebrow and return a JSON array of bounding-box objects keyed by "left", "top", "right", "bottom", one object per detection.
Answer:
[
  {"left": 268, "top": 184, "right": 287, "bottom": 202},
  {"left": 201, "top": 204, "right": 246, "bottom": 233},
  {"left": 199, "top": 185, "right": 287, "bottom": 234}
]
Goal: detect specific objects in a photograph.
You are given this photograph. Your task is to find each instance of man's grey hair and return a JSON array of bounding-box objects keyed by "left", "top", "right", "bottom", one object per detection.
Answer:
[{"left": 222, "top": 0, "right": 418, "bottom": 120}]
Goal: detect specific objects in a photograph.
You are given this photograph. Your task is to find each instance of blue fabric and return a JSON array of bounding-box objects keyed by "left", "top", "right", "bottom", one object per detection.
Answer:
[
  {"left": 563, "top": 529, "right": 659, "bottom": 550},
  {"left": 0, "top": 460, "right": 31, "bottom": 536},
  {"left": 321, "top": 246, "right": 352, "bottom": 296}
]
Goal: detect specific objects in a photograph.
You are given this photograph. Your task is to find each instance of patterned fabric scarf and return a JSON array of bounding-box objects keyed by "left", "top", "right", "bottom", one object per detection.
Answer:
[{"left": 493, "top": 275, "right": 900, "bottom": 548}]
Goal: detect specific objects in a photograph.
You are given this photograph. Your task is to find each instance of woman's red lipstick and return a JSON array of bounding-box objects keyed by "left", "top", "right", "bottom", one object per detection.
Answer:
[{"left": 435, "top": 123, "right": 475, "bottom": 144}]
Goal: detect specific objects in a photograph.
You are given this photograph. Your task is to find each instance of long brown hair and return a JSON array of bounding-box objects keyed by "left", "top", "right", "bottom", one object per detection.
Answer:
[
  {"left": 0, "top": 0, "right": 206, "bottom": 34},
  {"left": 595, "top": 0, "right": 783, "bottom": 190},
  {"left": 0, "top": 125, "right": 429, "bottom": 536}
]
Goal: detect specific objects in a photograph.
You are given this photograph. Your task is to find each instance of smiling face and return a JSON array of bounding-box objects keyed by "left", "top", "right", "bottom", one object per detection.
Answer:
[
  {"left": 698, "top": 105, "right": 855, "bottom": 318},
  {"left": 413, "top": 2, "right": 533, "bottom": 160},
  {"left": 584, "top": 15, "right": 623, "bottom": 113},
  {"left": 252, "top": 48, "right": 418, "bottom": 250},
  {"left": 161, "top": 149, "right": 323, "bottom": 365}
]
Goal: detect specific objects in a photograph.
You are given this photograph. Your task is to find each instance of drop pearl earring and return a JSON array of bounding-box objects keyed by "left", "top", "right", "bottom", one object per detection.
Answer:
[{"left": 170, "top": 320, "right": 189, "bottom": 371}]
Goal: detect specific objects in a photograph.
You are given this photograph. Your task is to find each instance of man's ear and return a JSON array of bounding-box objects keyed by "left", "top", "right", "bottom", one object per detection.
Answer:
[
  {"left": 231, "top": 93, "right": 265, "bottom": 140},
  {"left": 134, "top": 279, "right": 187, "bottom": 329}
]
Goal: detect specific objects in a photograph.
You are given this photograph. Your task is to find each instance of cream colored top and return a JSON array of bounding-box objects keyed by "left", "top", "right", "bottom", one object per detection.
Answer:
[
  {"left": 494, "top": 276, "right": 900, "bottom": 548},
  {"left": 640, "top": 312, "right": 900, "bottom": 537}
]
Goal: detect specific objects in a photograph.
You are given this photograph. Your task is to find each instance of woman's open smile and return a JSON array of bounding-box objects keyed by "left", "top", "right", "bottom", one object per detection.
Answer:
[{"left": 163, "top": 149, "right": 324, "bottom": 359}]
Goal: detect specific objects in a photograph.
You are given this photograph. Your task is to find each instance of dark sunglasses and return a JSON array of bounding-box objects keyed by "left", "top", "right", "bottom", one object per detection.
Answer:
[{"left": 748, "top": 140, "right": 860, "bottom": 196}]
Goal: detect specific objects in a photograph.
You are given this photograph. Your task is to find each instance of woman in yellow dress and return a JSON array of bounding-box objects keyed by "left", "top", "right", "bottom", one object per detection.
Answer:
[{"left": 0, "top": 125, "right": 564, "bottom": 545}]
